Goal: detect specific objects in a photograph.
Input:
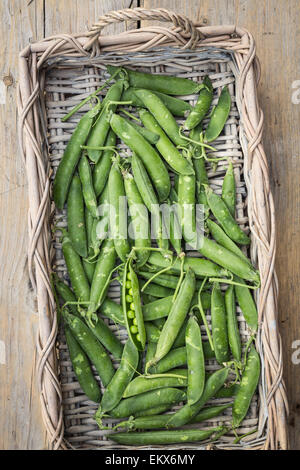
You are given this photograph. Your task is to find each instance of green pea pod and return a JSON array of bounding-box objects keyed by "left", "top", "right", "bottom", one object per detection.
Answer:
[
  {"left": 184, "top": 76, "right": 213, "bottom": 130},
  {"left": 166, "top": 367, "right": 229, "bottom": 428},
  {"left": 92, "top": 129, "right": 115, "bottom": 197},
  {"left": 134, "top": 405, "right": 172, "bottom": 418},
  {"left": 96, "top": 182, "right": 110, "bottom": 245},
  {"left": 89, "top": 316, "right": 123, "bottom": 360},
  {"left": 67, "top": 174, "right": 88, "bottom": 258},
  {"left": 172, "top": 307, "right": 213, "bottom": 350},
  {"left": 56, "top": 274, "right": 123, "bottom": 359},
  {"left": 204, "top": 85, "right": 231, "bottom": 143},
  {"left": 168, "top": 187, "right": 182, "bottom": 255},
  {"left": 99, "top": 339, "right": 139, "bottom": 414},
  {"left": 144, "top": 322, "right": 161, "bottom": 343},
  {"left": 206, "top": 218, "right": 251, "bottom": 266},
  {"left": 123, "top": 171, "right": 151, "bottom": 267},
  {"left": 110, "top": 113, "right": 170, "bottom": 202},
  {"left": 53, "top": 101, "right": 101, "bottom": 209},
  {"left": 139, "top": 108, "right": 194, "bottom": 175},
  {"left": 234, "top": 276, "right": 258, "bottom": 332},
  {"left": 144, "top": 342, "right": 157, "bottom": 371},
  {"left": 222, "top": 161, "right": 236, "bottom": 217},
  {"left": 61, "top": 232, "right": 90, "bottom": 302},
  {"left": 215, "top": 383, "right": 239, "bottom": 399},
  {"left": 108, "top": 161, "right": 131, "bottom": 262},
  {"left": 148, "top": 347, "right": 187, "bottom": 373},
  {"left": 83, "top": 207, "right": 96, "bottom": 283},
  {"left": 232, "top": 345, "right": 260, "bottom": 428},
  {"left": 205, "top": 186, "right": 250, "bottom": 245},
  {"left": 147, "top": 252, "right": 229, "bottom": 278},
  {"left": 142, "top": 293, "right": 210, "bottom": 322},
  {"left": 52, "top": 275, "right": 77, "bottom": 316},
  {"left": 141, "top": 282, "right": 173, "bottom": 299},
  {"left": 123, "top": 369, "right": 188, "bottom": 398},
  {"left": 142, "top": 293, "right": 158, "bottom": 304},
  {"left": 108, "top": 428, "right": 220, "bottom": 446},
  {"left": 131, "top": 152, "right": 167, "bottom": 253},
  {"left": 109, "top": 387, "right": 186, "bottom": 419},
  {"left": 107, "top": 65, "right": 203, "bottom": 95},
  {"left": 126, "top": 118, "right": 159, "bottom": 144},
  {"left": 148, "top": 268, "right": 196, "bottom": 367},
  {"left": 138, "top": 271, "right": 182, "bottom": 289},
  {"left": 63, "top": 312, "right": 114, "bottom": 387},
  {"left": 178, "top": 173, "right": 198, "bottom": 249},
  {"left": 116, "top": 403, "right": 232, "bottom": 431},
  {"left": 172, "top": 319, "right": 189, "bottom": 349},
  {"left": 100, "top": 298, "right": 125, "bottom": 325},
  {"left": 190, "top": 125, "right": 209, "bottom": 211},
  {"left": 123, "top": 260, "right": 146, "bottom": 350},
  {"left": 225, "top": 285, "right": 241, "bottom": 362},
  {"left": 88, "top": 217, "right": 101, "bottom": 260},
  {"left": 82, "top": 258, "right": 95, "bottom": 284},
  {"left": 134, "top": 89, "right": 186, "bottom": 147},
  {"left": 122, "top": 87, "right": 192, "bottom": 116},
  {"left": 190, "top": 403, "right": 233, "bottom": 424},
  {"left": 78, "top": 155, "right": 98, "bottom": 218},
  {"left": 149, "top": 342, "right": 215, "bottom": 374},
  {"left": 85, "top": 205, "right": 94, "bottom": 253},
  {"left": 211, "top": 283, "right": 230, "bottom": 364},
  {"left": 199, "top": 236, "right": 260, "bottom": 284},
  {"left": 86, "top": 81, "right": 124, "bottom": 163},
  {"left": 186, "top": 316, "right": 205, "bottom": 405},
  {"left": 88, "top": 238, "right": 116, "bottom": 316},
  {"left": 65, "top": 326, "right": 101, "bottom": 403}
]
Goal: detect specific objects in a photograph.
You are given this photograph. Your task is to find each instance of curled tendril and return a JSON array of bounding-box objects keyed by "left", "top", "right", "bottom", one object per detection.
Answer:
[{"left": 179, "top": 126, "right": 217, "bottom": 151}]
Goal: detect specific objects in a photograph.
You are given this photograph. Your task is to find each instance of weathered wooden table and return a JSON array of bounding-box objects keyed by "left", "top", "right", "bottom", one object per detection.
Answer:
[{"left": 0, "top": 0, "right": 299, "bottom": 450}]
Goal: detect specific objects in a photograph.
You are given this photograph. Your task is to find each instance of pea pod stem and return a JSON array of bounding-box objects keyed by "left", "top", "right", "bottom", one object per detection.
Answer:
[
  {"left": 120, "top": 108, "right": 140, "bottom": 121},
  {"left": 105, "top": 100, "right": 133, "bottom": 111},
  {"left": 61, "top": 68, "right": 121, "bottom": 122},
  {"left": 143, "top": 372, "right": 187, "bottom": 380},
  {"left": 233, "top": 428, "right": 257, "bottom": 444},
  {"left": 208, "top": 276, "right": 260, "bottom": 290},
  {"left": 172, "top": 254, "right": 185, "bottom": 303},
  {"left": 196, "top": 277, "right": 214, "bottom": 351},
  {"left": 141, "top": 260, "right": 176, "bottom": 293}
]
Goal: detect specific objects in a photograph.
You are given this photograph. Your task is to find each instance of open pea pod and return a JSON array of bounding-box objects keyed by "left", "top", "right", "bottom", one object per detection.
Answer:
[{"left": 122, "top": 259, "right": 146, "bottom": 351}]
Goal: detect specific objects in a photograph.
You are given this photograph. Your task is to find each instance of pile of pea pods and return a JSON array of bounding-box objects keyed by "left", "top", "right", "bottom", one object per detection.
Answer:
[{"left": 53, "top": 65, "right": 261, "bottom": 446}]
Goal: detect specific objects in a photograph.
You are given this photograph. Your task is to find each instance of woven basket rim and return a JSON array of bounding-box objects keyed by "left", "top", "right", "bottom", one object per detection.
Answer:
[{"left": 17, "top": 6, "right": 288, "bottom": 450}]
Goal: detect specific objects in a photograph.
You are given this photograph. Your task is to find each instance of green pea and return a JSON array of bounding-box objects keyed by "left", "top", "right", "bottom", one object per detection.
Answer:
[
  {"left": 129, "top": 288, "right": 133, "bottom": 296},
  {"left": 133, "top": 318, "right": 138, "bottom": 326},
  {"left": 130, "top": 325, "right": 138, "bottom": 334},
  {"left": 127, "top": 272, "right": 132, "bottom": 280},
  {"left": 126, "top": 281, "right": 131, "bottom": 289},
  {"left": 130, "top": 302, "right": 135, "bottom": 311},
  {"left": 127, "top": 310, "right": 135, "bottom": 319},
  {"left": 126, "top": 295, "right": 133, "bottom": 303}
]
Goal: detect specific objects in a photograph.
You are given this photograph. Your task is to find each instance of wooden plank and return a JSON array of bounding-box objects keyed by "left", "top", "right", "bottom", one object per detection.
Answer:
[
  {"left": 142, "top": 0, "right": 300, "bottom": 450},
  {"left": 44, "top": 0, "right": 138, "bottom": 37},
  {"left": 0, "top": 0, "right": 46, "bottom": 451},
  {"left": 0, "top": 0, "right": 137, "bottom": 450}
]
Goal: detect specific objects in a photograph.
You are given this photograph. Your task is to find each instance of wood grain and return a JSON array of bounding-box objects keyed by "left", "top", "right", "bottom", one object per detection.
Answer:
[
  {"left": 142, "top": 0, "right": 300, "bottom": 451},
  {"left": 0, "top": 0, "right": 299, "bottom": 450}
]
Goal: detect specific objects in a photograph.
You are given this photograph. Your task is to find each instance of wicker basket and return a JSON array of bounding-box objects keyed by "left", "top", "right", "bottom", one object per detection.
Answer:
[{"left": 18, "top": 7, "right": 288, "bottom": 450}]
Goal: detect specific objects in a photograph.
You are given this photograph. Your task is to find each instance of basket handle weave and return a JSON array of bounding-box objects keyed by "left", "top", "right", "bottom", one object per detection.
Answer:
[{"left": 84, "top": 7, "right": 203, "bottom": 53}]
